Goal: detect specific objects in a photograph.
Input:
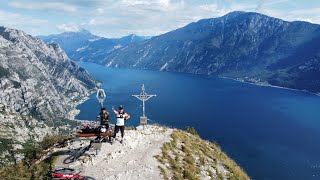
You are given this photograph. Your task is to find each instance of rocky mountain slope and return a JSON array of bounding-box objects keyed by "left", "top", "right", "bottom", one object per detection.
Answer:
[
  {"left": 100, "top": 11, "right": 320, "bottom": 93},
  {"left": 0, "top": 26, "right": 98, "bottom": 162},
  {"left": 52, "top": 125, "right": 249, "bottom": 180},
  {"left": 38, "top": 30, "right": 149, "bottom": 63}
]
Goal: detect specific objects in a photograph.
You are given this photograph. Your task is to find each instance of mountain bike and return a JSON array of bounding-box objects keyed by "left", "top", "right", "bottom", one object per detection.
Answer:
[{"left": 47, "top": 167, "right": 95, "bottom": 180}]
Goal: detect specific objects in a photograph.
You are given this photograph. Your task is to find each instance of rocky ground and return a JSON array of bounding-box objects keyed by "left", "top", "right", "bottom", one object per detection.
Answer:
[
  {"left": 52, "top": 125, "right": 250, "bottom": 180},
  {"left": 54, "top": 125, "right": 172, "bottom": 180}
]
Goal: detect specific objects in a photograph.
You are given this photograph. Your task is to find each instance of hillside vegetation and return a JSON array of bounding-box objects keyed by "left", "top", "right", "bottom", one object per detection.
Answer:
[{"left": 156, "top": 128, "right": 250, "bottom": 180}]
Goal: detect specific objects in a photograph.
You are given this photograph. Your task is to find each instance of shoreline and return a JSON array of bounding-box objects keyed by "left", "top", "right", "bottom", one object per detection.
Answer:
[
  {"left": 67, "top": 89, "right": 96, "bottom": 120},
  {"left": 77, "top": 61, "right": 320, "bottom": 97},
  {"left": 219, "top": 76, "right": 320, "bottom": 97}
]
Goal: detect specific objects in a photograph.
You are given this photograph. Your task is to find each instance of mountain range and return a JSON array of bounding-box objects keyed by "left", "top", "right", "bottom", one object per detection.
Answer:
[
  {"left": 39, "top": 11, "right": 320, "bottom": 93},
  {"left": 38, "top": 30, "right": 149, "bottom": 63},
  {"left": 101, "top": 11, "right": 320, "bottom": 93}
]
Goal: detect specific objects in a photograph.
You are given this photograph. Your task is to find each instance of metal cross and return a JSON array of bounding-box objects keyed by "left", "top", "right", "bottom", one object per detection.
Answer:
[
  {"left": 96, "top": 89, "right": 106, "bottom": 108},
  {"left": 132, "top": 84, "right": 156, "bottom": 117}
]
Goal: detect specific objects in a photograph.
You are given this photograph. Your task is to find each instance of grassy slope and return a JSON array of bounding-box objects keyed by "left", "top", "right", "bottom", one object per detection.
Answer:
[{"left": 155, "top": 129, "right": 250, "bottom": 180}]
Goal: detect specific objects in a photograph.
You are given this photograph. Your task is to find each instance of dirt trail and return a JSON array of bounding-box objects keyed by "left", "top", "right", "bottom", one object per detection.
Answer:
[{"left": 54, "top": 125, "right": 172, "bottom": 180}]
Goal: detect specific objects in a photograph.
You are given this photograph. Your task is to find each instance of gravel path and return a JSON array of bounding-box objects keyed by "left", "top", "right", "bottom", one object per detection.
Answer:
[{"left": 54, "top": 125, "right": 172, "bottom": 180}]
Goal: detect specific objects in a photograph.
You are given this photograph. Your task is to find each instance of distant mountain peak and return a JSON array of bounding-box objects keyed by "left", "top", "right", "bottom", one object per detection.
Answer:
[
  {"left": 120, "top": 34, "right": 151, "bottom": 41},
  {"left": 78, "top": 28, "right": 92, "bottom": 34},
  {"left": 60, "top": 29, "right": 94, "bottom": 36},
  {"left": 222, "top": 11, "right": 267, "bottom": 19},
  {"left": 224, "top": 11, "right": 247, "bottom": 16}
]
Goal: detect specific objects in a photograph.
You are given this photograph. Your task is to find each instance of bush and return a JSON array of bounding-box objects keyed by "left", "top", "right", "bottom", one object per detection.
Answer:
[
  {"left": 0, "top": 134, "right": 68, "bottom": 179},
  {"left": 185, "top": 126, "right": 198, "bottom": 136},
  {"left": 40, "top": 134, "right": 61, "bottom": 150},
  {"left": 0, "top": 138, "right": 16, "bottom": 165},
  {"left": 21, "top": 141, "right": 42, "bottom": 166},
  {"left": 0, "top": 155, "right": 56, "bottom": 179}
]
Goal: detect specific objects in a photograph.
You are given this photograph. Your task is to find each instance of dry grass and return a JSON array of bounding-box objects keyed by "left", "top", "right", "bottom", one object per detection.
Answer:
[
  {"left": 207, "top": 169, "right": 215, "bottom": 179},
  {"left": 156, "top": 129, "right": 250, "bottom": 180},
  {"left": 158, "top": 165, "right": 169, "bottom": 180}
]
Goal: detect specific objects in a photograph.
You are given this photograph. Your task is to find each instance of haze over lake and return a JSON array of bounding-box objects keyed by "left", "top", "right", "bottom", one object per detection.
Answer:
[{"left": 76, "top": 62, "right": 320, "bottom": 180}]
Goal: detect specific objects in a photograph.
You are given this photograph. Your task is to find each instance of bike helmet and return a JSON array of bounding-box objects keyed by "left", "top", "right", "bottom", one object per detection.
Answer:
[{"left": 100, "top": 126, "right": 107, "bottom": 133}]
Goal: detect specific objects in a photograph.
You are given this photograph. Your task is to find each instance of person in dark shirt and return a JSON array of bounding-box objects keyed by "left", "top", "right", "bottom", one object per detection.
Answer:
[{"left": 96, "top": 107, "right": 110, "bottom": 129}]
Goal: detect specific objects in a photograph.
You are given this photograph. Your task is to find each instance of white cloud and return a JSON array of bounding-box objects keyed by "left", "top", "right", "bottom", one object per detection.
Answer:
[
  {"left": 9, "top": 1, "right": 78, "bottom": 14},
  {"left": 200, "top": 4, "right": 218, "bottom": 12},
  {"left": 288, "top": 8, "right": 320, "bottom": 16},
  {"left": 88, "top": 19, "right": 98, "bottom": 26},
  {"left": 297, "top": 18, "right": 314, "bottom": 23},
  {"left": 0, "top": 10, "right": 48, "bottom": 34},
  {"left": 120, "top": 0, "right": 171, "bottom": 8},
  {"left": 255, "top": 0, "right": 290, "bottom": 11},
  {"left": 56, "top": 23, "right": 81, "bottom": 32},
  {"left": 95, "top": 8, "right": 105, "bottom": 14}
]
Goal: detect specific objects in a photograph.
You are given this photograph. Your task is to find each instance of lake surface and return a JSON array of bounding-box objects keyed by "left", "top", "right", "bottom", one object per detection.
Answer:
[{"left": 76, "top": 62, "right": 320, "bottom": 180}]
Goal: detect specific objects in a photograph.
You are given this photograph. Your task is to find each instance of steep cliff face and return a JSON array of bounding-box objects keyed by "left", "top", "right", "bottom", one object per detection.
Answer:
[
  {"left": 0, "top": 26, "right": 98, "bottom": 158},
  {"left": 101, "top": 11, "right": 320, "bottom": 93}
]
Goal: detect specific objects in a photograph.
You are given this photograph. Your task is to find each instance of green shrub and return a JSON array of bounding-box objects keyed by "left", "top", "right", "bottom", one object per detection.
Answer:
[
  {"left": 21, "top": 141, "right": 42, "bottom": 166},
  {"left": 185, "top": 126, "right": 198, "bottom": 136},
  {"left": 0, "top": 155, "right": 57, "bottom": 179},
  {"left": 0, "top": 134, "right": 68, "bottom": 179},
  {"left": 40, "top": 134, "right": 60, "bottom": 150}
]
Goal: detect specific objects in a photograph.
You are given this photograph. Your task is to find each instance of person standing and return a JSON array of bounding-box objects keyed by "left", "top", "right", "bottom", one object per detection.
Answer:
[{"left": 111, "top": 105, "right": 130, "bottom": 144}]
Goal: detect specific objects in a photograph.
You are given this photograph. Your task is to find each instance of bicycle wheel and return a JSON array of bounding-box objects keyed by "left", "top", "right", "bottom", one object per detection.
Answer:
[
  {"left": 82, "top": 176, "right": 96, "bottom": 180},
  {"left": 55, "top": 167, "right": 75, "bottom": 174},
  {"left": 63, "top": 155, "right": 75, "bottom": 164}
]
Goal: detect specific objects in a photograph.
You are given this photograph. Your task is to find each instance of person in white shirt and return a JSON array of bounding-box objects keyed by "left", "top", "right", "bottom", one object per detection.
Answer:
[{"left": 111, "top": 105, "right": 130, "bottom": 144}]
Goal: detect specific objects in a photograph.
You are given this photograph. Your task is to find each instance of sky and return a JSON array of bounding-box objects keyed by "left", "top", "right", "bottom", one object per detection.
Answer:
[{"left": 0, "top": 0, "right": 319, "bottom": 38}]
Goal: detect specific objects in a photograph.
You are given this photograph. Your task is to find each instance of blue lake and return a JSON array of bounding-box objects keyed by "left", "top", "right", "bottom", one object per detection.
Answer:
[{"left": 76, "top": 62, "right": 320, "bottom": 180}]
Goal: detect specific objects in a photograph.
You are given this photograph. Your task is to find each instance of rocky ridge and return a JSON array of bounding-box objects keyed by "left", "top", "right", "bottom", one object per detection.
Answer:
[{"left": 0, "top": 26, "right": 98, "bottom": 162}]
